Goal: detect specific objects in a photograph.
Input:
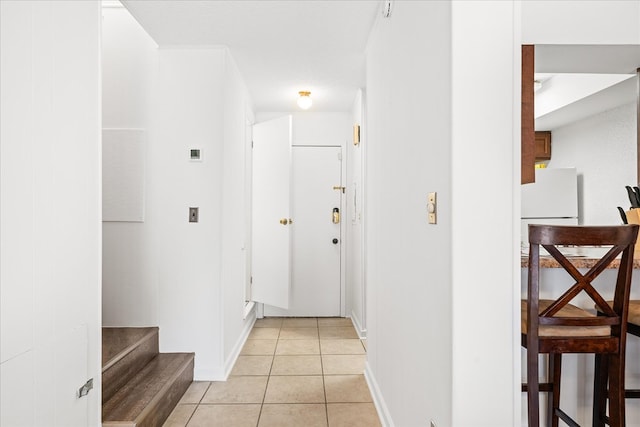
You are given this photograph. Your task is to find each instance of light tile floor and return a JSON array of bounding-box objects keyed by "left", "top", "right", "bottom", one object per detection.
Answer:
[{"left": 164, "top": 317, "right": 381, "bottom": 427}]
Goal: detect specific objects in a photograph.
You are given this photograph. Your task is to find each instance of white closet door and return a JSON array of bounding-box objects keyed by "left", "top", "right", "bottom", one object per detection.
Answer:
[{"left": 251, "top": 116, "right": 292, "bottom": 309}]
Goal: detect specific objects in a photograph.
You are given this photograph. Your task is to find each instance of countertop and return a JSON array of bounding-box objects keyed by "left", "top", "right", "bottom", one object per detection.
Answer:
[{"left": 520, "top": 249, "right": 640, "bottom": 269}]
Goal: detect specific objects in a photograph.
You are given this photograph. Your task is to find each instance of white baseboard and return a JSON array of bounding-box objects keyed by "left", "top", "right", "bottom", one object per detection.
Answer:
[
  {"left": 194, "top": 367, "right": 223, "bottom": 381},
  {"left": 350, "top": 310, "right": 367, "bottom": 339},
  {"left": 193, "top": 307, "right": 257, "bottom": 381},
  {"left": 222, "top": 309, "right": 257, "bottom": 380},
  {"left": 364, "top": 362, "right": 394, "bottom": 427}
]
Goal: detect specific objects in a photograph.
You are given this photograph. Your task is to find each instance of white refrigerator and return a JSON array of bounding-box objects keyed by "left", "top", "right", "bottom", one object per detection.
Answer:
[{"left": 521, "top": 167, "right": 579, "bottom": 246}]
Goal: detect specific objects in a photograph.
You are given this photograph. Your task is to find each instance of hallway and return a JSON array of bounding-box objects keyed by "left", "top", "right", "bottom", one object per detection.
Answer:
[{"left": 163, "top": 317, "right": 380, "bottom": 426}]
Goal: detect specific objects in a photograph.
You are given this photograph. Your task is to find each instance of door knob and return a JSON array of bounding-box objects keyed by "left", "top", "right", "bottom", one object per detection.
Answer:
[
  {"left": 279, "top": 218, "right": 289, "bottom": 225},
  {"left": 332, "top": 238, "right": 339, "bottom": 244}
]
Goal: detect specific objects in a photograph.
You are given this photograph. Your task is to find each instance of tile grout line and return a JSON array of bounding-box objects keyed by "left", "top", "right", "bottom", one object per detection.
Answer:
[
  {"left": 255, "top": 322, "right": 279, "bottom": 427},
  {"left": 183, "top": 381, "right": 212, "bottom": 426},
  {"left": 176, "top": 318, "right": 375, "bottom": 426},
  {"left": 319, "top": 325, "right": 330, "bottom": 427}
]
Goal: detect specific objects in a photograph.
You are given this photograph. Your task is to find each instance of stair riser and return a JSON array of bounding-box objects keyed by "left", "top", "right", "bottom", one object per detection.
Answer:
[
  {"left": 136, "top": 357, "right": 194, "bottom": 427},
  {"left": 103, "top": 355, "right": 194, "bottom": 427},
  {"left": 102, "top": 331, "right": 159, "bottom": 404}
]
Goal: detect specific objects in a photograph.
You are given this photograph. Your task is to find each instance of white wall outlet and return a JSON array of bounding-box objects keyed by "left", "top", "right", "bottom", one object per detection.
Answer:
[{"left": 427, "top": 192, "right": 437, "bottom": 224}]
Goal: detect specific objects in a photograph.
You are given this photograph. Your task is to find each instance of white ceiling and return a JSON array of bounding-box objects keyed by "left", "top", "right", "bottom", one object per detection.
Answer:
[
  {"left": 534, "top": 45, "right": 640, "bottom": 130},
  {"left": 535, "top": 45, "right": 640, "bottom": 74},
  {"left": 122, "top": 0, "right": 381, "bottom": 112}
]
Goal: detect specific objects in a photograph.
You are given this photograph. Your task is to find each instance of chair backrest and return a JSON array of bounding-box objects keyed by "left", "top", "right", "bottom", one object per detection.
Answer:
[{"left": 527, "top": 224, "right": 639, "bottom": 336}]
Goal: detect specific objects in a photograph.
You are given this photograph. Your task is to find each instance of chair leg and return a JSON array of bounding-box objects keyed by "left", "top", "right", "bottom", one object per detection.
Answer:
[
  {"left": 607, "top": 353, "right": 626, "bottom": 427},
  {"left": 593, "top": 354, "right": 608, "bottom": 427},
  {"left": 528, "top": 347, "right": 540, "bottom": 427},
  {"left": 547, "top": 353, "right": 561, "bottom": 427}
]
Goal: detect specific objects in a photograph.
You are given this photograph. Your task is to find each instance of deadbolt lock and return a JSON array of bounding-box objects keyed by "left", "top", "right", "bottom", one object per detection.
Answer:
[{"left": 332, "top": 208, "right": 340, "bottom": 224}]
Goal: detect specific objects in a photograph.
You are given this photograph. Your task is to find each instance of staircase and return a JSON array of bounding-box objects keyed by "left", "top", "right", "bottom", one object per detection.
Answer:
[{"left": 102, "top": 327, "right": 194, "bottom": 427}]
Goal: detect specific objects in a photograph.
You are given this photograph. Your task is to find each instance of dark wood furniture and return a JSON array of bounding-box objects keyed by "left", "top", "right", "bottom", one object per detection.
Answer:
[
  {"left": 522, "top": 45, "right": 536, "bottom": 184},
  {"left": 535, "top": 131, "right": 552, "bottom": 161},
  {"left": 522, "top": 224, "right": 638, "bottom": 427},
  {"left": 594, "top": 300, "right": 640, "bottom": 426}
]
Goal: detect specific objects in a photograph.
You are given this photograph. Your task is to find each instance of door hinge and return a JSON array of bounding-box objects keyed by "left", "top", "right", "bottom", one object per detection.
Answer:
[
  {"left": 337, "top": 152, "right": 342, "bottom": 161},
  {"left": 251, "top": 140, "right": 254, "bottom": 149},
  {"left": 250, "top": 276, "right": 253, "bottom": 284},
  {"left": 77, "top": 378, "right": 94, "bottom": 398}
]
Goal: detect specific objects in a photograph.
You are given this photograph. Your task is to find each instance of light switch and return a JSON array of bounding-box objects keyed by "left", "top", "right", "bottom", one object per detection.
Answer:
[
  {"left": 189, "top": 207, "right": 199, "bottom": 223},
  {"left": 189, "top": 148, "right": 202, "bottom": 161},
  {"left": 427, "top": 192, "right": 437, "bottom": 224}
]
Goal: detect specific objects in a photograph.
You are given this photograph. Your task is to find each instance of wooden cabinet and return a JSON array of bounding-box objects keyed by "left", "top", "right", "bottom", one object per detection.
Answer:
[
  {"left": 522, "top": 45, "right": 535, "bottom": 184},
  {"left": 535, "top": 131, "right": 551, "bottom": 161}
]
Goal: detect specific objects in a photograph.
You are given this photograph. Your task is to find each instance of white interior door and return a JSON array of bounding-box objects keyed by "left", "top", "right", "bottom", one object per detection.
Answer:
[
  {"left": 251, "top": 116, "right": 292, "bottom": 309},
  {"left": 265, "top": 146, "right": 342, "bottom": 317}
]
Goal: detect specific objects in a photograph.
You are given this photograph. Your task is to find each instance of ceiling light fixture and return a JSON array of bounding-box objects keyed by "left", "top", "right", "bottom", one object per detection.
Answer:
[{"left": 297, "top": 91, "right": 312, "bottom": 110}]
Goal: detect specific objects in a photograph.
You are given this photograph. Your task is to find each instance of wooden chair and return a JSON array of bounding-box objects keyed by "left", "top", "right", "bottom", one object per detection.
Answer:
[
  {"left": 594, "top": 299, "right": 640, "bottom": 426},
  {"left": 523, "top": 224, "right": 638, "bottom": 427}
]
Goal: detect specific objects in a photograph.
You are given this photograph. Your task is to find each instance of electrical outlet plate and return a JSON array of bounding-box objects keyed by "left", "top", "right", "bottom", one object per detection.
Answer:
[{"left": 427, "top": 192, "right": 437, "bottom": 224}]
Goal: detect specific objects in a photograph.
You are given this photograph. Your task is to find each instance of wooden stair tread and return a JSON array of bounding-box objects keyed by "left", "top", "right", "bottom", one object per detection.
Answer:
[
  {"left": 102, "top": 327, "right": 159, "bottom": 370},
  {"left": 102, "top": 352, "right": 194, "bottom": 424}
]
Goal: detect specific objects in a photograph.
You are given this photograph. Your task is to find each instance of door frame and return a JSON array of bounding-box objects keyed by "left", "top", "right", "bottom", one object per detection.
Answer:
[
  {"left": 358, "top": 91, "right": 368, "bottom": 335},
  {"left": 291, "top": 143, "right": 346, "bottom": 317},
  {"left": 252, "top": 116, "right": 349, "bottom": 318},
  {"left": 243, "top": 113, "right": 254, "bottom": 318}
]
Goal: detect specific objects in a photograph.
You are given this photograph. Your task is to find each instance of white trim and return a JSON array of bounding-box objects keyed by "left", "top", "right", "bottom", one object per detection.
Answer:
[
  {"left": 157, "top": 45, "right": 228, "bottom": 50},
  {"left": 194, "top": 367, "right": 223, "bottom": 381},
  {"left": 364, "top": 362, "right": 394, "bottom": 427},
  {"left": 340, "top": 142, "right": 347, "bottom": 317},
  {"left": 221, "top": 311, "right": 257, "bottom": 380},
  {"left": 243, "top": 301, "right": 255, "bottom": 319},
  {"left": 101, "top": 1, "right": 124, "bottom": 9},
  {"left": 256, "top": 302, "right": 264, "bottom": 319},
  {"left": 512, "top": 2, "right": 523, "bottom": 425},
  {"left": 359, "top": 89, "right": 368, "bottom": 333},
  {"left": 350, "top": 310, "right": 367, "bottom": 339}
]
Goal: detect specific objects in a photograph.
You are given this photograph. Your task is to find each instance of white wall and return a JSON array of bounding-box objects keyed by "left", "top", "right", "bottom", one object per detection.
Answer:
[
  {"left": 290, "top": 113, "right": 349, "bottom": 147},
  {"left": 102, "top": 27, "right": 255, "bottom": 379},
  {"left": 102, "top": 6, "right": 159, "bottom": 326},
  {"left": 151, "top": 48, "right": 226, "bottom": 380},
  {"left": 522, "top": 0, "right": 640, "bottom": 45},
  {"left": 221, "top": 52, "right": 257, "bottom": 374},
  {"left": 548, "top": 103, "right": 636, "bottom": 226},
  {"left": 1, "top": 1, "right": 102, "bottom": 425},
  {"left": 364, "top": 2, "right": 455, "bottom": 425},
  {"left": 347, "top": 89, "right": 366, "bottom": 336},
  {"left": 451, "top": 2, "right": 519, "bottom": 425},
  {"left": 364, "top": 1, "right": 520, "bottom": 425},
  {"left": 256, "top": 112, "right": 350, "bottom": 146}
]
